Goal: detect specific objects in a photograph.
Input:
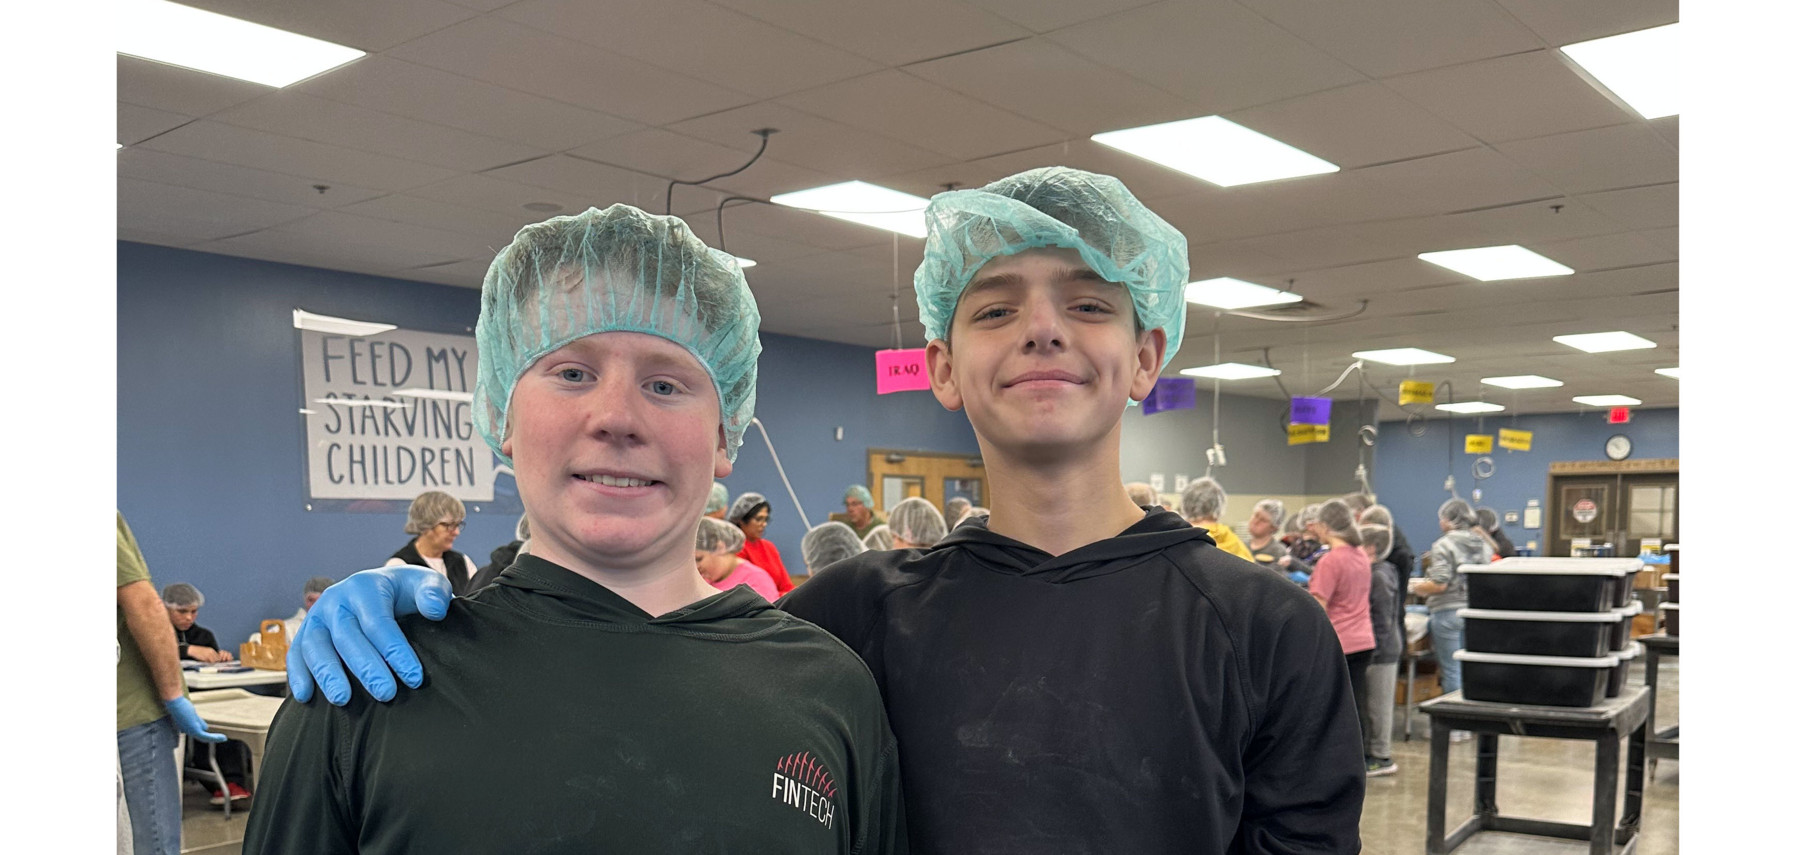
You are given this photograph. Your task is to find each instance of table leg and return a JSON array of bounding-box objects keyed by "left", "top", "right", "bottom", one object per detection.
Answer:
[
  {"left": 1591, "top": 731, "right": 1620, "bottom": 855},
  {"left": 1405, "top": 655, "right": 1418, "bottom": 742},
  {"left": 1474, "top": 733, "right": 1499, "bottom": 817},
  {"left": 1643, "top": 646, "right": 1660, "bottom": 781},
  {"left": 1427, "top": 722, "right": 1451, "bottom": 854},
  {"left": 1620, "top": 719, "right": 1646, "bottom": 836}
]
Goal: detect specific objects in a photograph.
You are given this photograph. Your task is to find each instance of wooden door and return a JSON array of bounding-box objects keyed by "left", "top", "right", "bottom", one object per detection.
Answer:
[{"left": 866, "top": 449, "right": 986, "bottom": 517}]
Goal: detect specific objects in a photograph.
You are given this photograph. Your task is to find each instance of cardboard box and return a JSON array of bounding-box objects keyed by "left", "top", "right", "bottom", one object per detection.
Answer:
[{"left": 1399, "top": 665, "right": 1442, "bottom": 704}]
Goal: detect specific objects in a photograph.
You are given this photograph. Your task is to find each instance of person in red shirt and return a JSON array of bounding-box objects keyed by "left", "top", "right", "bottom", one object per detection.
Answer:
[
  {"left": 1309, "top": 499, "right": 1375, "bottom": 753},
  {"left": 727, "top": 492, "right": 793, "bottom": 594}
]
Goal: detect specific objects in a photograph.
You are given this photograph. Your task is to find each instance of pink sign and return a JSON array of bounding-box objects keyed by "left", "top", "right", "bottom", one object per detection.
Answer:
[{"left": 875, "top": 348, "right": 931, "bottom": 394}]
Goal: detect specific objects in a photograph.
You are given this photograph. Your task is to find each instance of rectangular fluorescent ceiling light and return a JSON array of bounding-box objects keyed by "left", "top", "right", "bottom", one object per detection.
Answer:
[
  {"left": 119, "top": 1, "right": 366, "bottom": 88},
  {"left": 1654, "top": 367, "right": 1679, "bottom": 379},
  {"left": 733, "top": 256, "right": 757, "bottom": 269},
  {"left": 1180, "top": 362, "right": 1282, "bottom": 380},
  {"left": 1418, "top": 245, "right": 1573, "bottom": 281},
  {"left": 1573, "top": 395, "right": 1642, "bottom": 407},
  {"left": 1553, "top": 331, "right": 1656, "bottom": 353},
  {"left": 770, "top": 181, "right": 928, "bottom": 238},
  {"left": 1091, "top": 116, "right": 1338, "bottom": 187},
  {"left": 1560, "top": 23, "right": 1678, "bottom": 119},
  {"left": 392, "top": 388, "right": 475, "bottom": 403},
  {"left": 1183, "top": 278, "right": 1302, "bottom": 310},
  {"left": 1352, "top": 347, "right": 1455, "bottom": 366},
  {"left": 293, "top": 309, "right": 396, "bottom": 336},
  {"left": 1436, "top": 401, "right": 1505, "bottom": 414},
  {"left": 1482, "top": 375, "right": 1564, "bottom": 389}
]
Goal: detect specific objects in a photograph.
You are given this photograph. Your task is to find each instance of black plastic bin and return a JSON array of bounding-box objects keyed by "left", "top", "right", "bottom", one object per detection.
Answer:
[
  {"left": 1664, "top": 574, "right": 1679, "bottom": 604},
  {"left": 1609, "top": 601, "right": 1642, "bottom": 651},
  {"left": 1605, "top": 642, "right": 1642, "bottom": 698},
  {"left": 1661, "top": 602, "right": 1679, "bottom": 636},
  {"left": 1454, "top": 650, "right": 1619, "bottom": 707},
  {"left": 1458, "top": 607, "right": 1623, "bottom": 658},
  {"left": 1461, "top": 558, "right": 1644, "bottom": 612}
]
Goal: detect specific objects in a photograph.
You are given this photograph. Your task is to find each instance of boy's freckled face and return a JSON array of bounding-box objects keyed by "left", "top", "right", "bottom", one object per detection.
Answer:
[{"left": 927, "top": 247, "right": 1163, "bottom": 455}]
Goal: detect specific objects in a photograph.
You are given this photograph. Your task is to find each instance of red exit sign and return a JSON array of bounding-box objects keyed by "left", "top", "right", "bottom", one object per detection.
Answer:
[{"left": 1608, "top": 407, "right": 1632, "bottom": 424}]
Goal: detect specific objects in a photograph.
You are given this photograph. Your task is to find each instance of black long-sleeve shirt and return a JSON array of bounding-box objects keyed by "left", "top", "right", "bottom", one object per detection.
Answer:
[
  {"left": 245, "top": 555, "right": 906, "bottom": 854},
  {"left": 779, "top": 509, "right": 1365, "bottom": 854},
  {"left": 175, "top": 623, "right": 221, "bottom": 661}
]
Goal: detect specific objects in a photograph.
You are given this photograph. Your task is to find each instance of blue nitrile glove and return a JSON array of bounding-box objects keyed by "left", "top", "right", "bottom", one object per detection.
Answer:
[
  {"left": 285, "top": 566, "right": 452, "bottom": 706},
  {"left": 165, "top": 697, "right": 227, "bottom": 743},
  {"left": 1287, "top": 570, "right": 1312, "bottom": 586}
]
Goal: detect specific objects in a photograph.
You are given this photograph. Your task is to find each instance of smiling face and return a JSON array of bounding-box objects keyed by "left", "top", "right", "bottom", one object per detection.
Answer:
[
  {"left": 501, "top": 331, "right": 731, "bottom": 576},
  {"left": 925, "top": 247, "right": 1163, "bottom": 459}
]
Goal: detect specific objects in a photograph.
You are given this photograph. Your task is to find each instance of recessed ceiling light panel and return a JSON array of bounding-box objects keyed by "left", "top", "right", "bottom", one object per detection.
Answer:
[
  {"left": 119, "top": 0, "right": 366, "bottom": 88},
  {"left": 732, "top": 256, "right": 757, "bottom": 269},
  {"left": 1560, "top": 23, "right": 1679, "bottom": 119},
  {"left": 1572, "top": 395, "right": 1643, "bottom": 407},
  {"left": 770, "top": 181, "right": 929, "bottom": 238},
  {"left": 1179, "top": 362, "right": 1282, "bottom": 380},
  {"left": 1418, "top": 245, "right": 1574, "bottom": 281},
  {"left": 1436, "top": 402, "right": 1506, "bottom": 414},
  {"left": 1182, "top": 278, "right": 1303, "bottom": 310},
  {"left": 1092, "top": 116, "right": 1339, "bottom": 187},
  {"left": 1352, "top": 348, "right": 1455, "bottom": 365},
  {"left": 293, "top": 309, "right": 396, "bottom": 337},
  {"left": 1482, "top": 375, "right": 1565, "bottom": 389},
  {"left": 1553, "top": 331, "right": 1657, "bottom": 353},
  {"left": 1654, "top": 367, "right": 1679, "bottom": 379}
]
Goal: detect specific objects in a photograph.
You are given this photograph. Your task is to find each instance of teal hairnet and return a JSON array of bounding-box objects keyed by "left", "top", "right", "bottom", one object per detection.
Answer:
[
  {"left": 844, "top": 485, "right": 874, "bottom": 507},
  {"left": 914, "top": 166, "right": 1190, "bottom": 377},
  {"left": 705, "top": 482, "right": 730, "bottom": 515},
  {"left": 474, "top": 204, "right": 762, "bottom": 464}
]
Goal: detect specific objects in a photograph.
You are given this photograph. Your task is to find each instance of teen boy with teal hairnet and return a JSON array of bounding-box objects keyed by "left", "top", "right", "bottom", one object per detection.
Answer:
[
  {"left": 285, "top": 169, "right": 1363, "bottom": 853},
  {"left": 245, "top": 205, "right": 905, "bottom": 853}
]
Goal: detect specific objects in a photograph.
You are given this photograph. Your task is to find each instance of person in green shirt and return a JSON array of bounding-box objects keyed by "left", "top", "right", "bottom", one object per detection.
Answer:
[
  {"left": 828, "top": 485, "right": 887, "bottom": 539},
  {"left": 117, "top": 511, "right": 226, "bottom": 855},
  {"left": 245, "top": 205, "right": 905, "bottom": 854}
]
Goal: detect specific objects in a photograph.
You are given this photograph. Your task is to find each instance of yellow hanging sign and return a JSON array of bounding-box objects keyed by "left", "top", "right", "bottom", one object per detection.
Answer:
[
  {"left": 1399, "top": 379, "right": 1436, "bottom": 405},
  {"left": 1465, "top": 434, "right": 1494, "bottom": 454},
  {"left": 1498, "top": 427, "right": 1534, "bottom": 451},
  {"left": 1287, "top": 423, "right": 1331, "bottom": 445}
]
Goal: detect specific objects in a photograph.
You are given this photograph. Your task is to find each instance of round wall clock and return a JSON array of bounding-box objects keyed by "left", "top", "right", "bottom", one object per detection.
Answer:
[{"left": 1604, "top": 434, "right": 1632, "bottom": 460}]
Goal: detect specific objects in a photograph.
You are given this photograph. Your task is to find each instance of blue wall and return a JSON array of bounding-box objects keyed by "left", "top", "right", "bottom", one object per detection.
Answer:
[
  {"left": 1371, "top": 407, "right": 1678, "bottom": 569},
  {"left": 117, "top": 242, "right": 976, "bottom": 647}
]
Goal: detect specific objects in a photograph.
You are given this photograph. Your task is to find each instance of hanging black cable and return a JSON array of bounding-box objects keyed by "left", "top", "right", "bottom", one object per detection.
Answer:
[{"left": 665, "top": 129, "right": 776, "bottom": 215}]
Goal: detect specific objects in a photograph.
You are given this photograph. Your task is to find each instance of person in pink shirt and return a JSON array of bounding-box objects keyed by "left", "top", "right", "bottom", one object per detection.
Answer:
[
  {"left": 1308, "top": 499, "right": 1375, "bottom": 753},
  {"left": 694, "top": 517, "right": 778, "bottom": 602}
]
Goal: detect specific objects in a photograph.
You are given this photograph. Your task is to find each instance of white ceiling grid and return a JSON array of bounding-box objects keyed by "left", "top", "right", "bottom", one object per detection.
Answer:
[{"left": 118, "top": 0, "right": 1679, "bottom": 414}]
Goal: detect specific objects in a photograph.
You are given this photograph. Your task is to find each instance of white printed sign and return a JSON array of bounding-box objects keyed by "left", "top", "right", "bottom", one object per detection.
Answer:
[{"left": 300, "top": 327, "right": 496, "bottom": 501}]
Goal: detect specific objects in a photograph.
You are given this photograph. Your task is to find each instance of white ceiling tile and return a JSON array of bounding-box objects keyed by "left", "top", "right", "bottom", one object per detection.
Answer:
[
  {"left": 1491, "top": 0, "right": 1679, "bottom": 47},
  {"left": 1383, "top": 50, "right": 1639, "bottom": 144},
  {"left": 1249, "top": 258, "right": 1465, "bottom": 303},
  {"left": 442, "top": 0, "right": 516, "bottom": 11},
  {"left": 1146, "top": 186, "right": 1334, "bottom": 247},
  {"left": 389, "top": 258, "right": 493, "bottom": 289},
  {"left": 118, "top": 103, "right": 194, "bottom": 146},
  {"left": 779, "top": 70, "right": 1066, "bottom": 160},
  {"left": 567, "top": 130, "right": 833, "bottom": 201},
  {"left": 386, "top": 16, "right": 753, "bottom": 125},
  {"left": 1221, "top": 147, "right": 1562, "bottom": 228},
  {"left": 668, "top": 103, "right": 955, "bottom": 180},
  {"left": 139, "top": 121, "right": 457, "bottom": 191},
  {"left": 1435, "top": 196, "right": 1625, "bottom": 247},
  {"left": 406, "top": 173, "right": 605, "bottom": 217},
  {"left": 292, "top": 56, "right": 642, "bottom": 152},
  {"left": 725, "top": 202, "right": 896, "bottom": 252},
  {"left": 117, "top": 55, "right": 268, "bottom": 118},
  {"left": 703, "top": 220, "right": 833, "bottom": 265},
  {"left": 117, "top": 148, "right": 387, "bottom": 209},
  {"left": 1235, "top": 0, "right": 1545, "bottom": 78},
  {"left": 1649, "top": 115, "right": 1677, "bottom": 150},
  {"left": 1638, "top": 227, "right": 1677, "bottom": 255},
  {"left": 1531, "top": 232, "right": 1675, "bottom": 272},
  {"left": 1497, "top": 123, "right": 1677, "bottom": 195},
  {"left": 498, "top": 0, "right": 879, "bottom": 98},
  {"left": 965, "top": 0, "right": 1163, "bottom": 33},
  {"left": 118, "top": 226, "right": 211, "bottom": 249},
  {"left": 1575, "top": 184, "right": 1677, "bottom": 230},
  {"left": 880, "top": 138, "right": 1208, "bottom": 201},
  {"left": 212, "top": 91, "right": 545, "bottom": 172},
  {"left": 906, "top": 37, "right": 1197, "bottom": 137},
  {"left": 251, "top": 210, "right": 495, "bottom": 263},
  {"left": 118, "top": 178, "right": 318, "bottom": 241},
  {"left": 478, "top": 155, "right": 676, "bottom": 210},
  {"left": 199, "top": 229, "right": 464, "bottom": 273},
  {"left": 175, "top": 0, "right": 476, "bottom": 51},
  {"left": 334, "top": 194, "right": 534, "bottom": 247},
  {"left": 710, "top": 0, "right": 1030, "bottom": 66},
  {"left": 1049, "top": 1, "right": 1363, "bottom": 114},
  {"left": 1225, "top": 82, "right": 1479, "bottom": 169}
]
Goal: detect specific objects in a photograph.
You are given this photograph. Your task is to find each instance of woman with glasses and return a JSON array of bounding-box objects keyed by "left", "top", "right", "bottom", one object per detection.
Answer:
[
  {"left": 726, "top": 492, "right": 795, "bottom": 594},
  {"left": 385, "top": 491, "right": 481, "bottom": 596}
]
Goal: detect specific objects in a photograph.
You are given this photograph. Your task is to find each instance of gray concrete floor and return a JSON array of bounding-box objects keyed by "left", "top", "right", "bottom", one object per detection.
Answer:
[{"left": 175, "top": 660, "right": 1678, "bottom": 854}]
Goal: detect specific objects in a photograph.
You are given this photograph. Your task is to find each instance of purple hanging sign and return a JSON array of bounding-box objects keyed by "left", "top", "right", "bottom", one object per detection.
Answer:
[
  {"left": 1290, "top": 396, "right": 1332, "bottom": 426},
  {"left": 1143, "top": 378, "right": 1197, "bottom": 415}
]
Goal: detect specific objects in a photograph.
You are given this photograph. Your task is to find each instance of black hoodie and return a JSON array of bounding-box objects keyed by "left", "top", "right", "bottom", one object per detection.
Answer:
[{"left": 780, "top": 509, "right": 1365, "bottom": 855}]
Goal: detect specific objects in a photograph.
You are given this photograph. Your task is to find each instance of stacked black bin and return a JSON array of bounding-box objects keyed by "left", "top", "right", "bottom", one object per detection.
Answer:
[{"left": 1452, "top": 558, "right": 1644, "bottom": 707}]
